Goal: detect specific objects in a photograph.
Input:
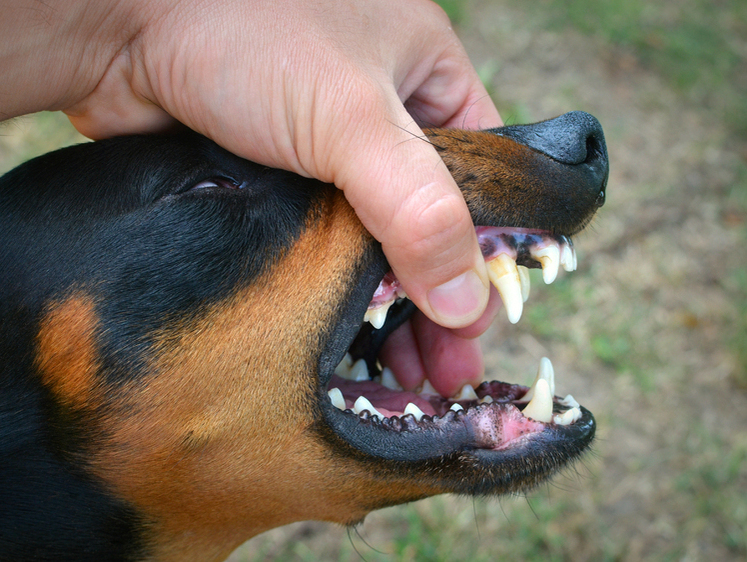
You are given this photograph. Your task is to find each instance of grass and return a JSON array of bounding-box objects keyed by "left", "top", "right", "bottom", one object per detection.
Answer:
[{"left": 526, "top": 0, "right": 747, "bottom": 137}]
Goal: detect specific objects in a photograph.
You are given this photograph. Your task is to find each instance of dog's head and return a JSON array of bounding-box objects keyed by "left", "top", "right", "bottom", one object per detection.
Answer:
[{"left": 0, "top": 112, "right": 607, "bottom": 561}]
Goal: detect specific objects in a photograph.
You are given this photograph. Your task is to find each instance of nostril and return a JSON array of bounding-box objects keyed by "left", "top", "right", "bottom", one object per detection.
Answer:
[{"left": 585, "top": 133, "right": 605, "bottom": 164}]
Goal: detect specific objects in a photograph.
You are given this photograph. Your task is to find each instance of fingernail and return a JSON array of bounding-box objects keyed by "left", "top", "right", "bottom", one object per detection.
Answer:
[{"left": 427, "top": 269, "right": 488, "bottom": 327}]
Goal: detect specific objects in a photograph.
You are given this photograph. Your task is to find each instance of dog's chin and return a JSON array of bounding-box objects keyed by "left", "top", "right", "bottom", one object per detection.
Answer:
[{"left": 317, "top": 226, "right": 595, "bottom": 495}]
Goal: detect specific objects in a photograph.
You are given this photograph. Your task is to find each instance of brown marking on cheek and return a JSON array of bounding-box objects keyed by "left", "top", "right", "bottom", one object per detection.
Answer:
[
  {"left": 36, "top": 295, "right": 103, "bottom": 410},
  {"left": 86, "top": 191, "right": 410, "bottom": 561},
  {"left": 424, "top": 128, "right": 552, "bottom": 221}
]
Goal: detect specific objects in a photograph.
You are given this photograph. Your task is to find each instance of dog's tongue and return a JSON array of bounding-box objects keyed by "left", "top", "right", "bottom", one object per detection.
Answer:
[{"left": 379, "top": 288, "right": 502, "bottom": 398}]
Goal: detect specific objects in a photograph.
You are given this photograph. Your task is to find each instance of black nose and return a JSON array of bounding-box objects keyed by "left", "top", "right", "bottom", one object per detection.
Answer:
[{"left": 496, "top": 111, "right": 609, "bottom": 207}]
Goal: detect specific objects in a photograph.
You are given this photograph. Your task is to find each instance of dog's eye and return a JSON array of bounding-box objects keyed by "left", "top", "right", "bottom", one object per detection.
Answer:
[{"left": 191, "top": 177, "right": 243, "bottom": 190}]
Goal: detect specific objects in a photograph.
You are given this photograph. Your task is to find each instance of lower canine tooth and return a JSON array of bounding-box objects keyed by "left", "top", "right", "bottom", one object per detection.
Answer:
[
  {"left": 450, "top": 403, "right": 464, "bottom": 412},
  {"left": 328, "top": 388, "right": 346, "bottom": 410},
  {"left": 521, "top": 378, "right": 553, "bottom": 422},
  {"left": 404, "top": 402, "right": 425, "bottom": 421},
  {"left": 487, "top": 254, "right": 523, "bottom": 324},
  {"left": 531, "top": 245, "right": 560, "bottom": 284},
  {"left": 353, "top": 396, "right": 382, "bottom": 418}
]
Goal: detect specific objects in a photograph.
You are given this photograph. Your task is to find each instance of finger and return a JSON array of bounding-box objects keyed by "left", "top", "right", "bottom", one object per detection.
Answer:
[
  {"left": 63, "top": 54, "right": 178, "bottom": 139},
  {"left": 335, "top": 91, "right": 489, "bottom": 329}
]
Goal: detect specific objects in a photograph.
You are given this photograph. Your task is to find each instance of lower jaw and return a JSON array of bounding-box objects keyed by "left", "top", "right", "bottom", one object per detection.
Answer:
[{"left": 319, "top": 226, "right": 594, "bottom": 467}]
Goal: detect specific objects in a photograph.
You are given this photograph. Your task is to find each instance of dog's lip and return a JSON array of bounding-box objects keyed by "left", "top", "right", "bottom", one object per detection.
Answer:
[
  {"left": 316, "top": 224, "right": 595, "bottom": 466},
  {"left": 319, "top": 380, "right": 595, "bottom": 464}
]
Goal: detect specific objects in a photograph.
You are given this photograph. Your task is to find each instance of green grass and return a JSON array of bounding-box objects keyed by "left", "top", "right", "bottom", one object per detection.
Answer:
[{"left": 521, "top": 0, "right": 747, "bottom": 136}]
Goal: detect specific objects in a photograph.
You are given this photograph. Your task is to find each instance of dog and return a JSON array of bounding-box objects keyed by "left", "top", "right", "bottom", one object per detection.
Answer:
[{"left": 0, "top": 111, "right": 608, "bottom": 561}]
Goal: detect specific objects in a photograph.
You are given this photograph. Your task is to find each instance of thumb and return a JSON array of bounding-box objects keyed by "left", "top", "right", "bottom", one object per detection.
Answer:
[{"left": 333, "top": 97, "right": 490, "bottom": 329}]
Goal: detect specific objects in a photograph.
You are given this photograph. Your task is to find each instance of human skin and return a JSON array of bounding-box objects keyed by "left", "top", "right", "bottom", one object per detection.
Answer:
[{"left": 0, "top": 0, "right": 503, "bottom": 395}]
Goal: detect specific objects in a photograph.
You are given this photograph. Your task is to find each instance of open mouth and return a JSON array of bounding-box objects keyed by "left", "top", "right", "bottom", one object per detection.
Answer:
[{"left": 320, "top": 226, "right": 595, "bottom": 478}]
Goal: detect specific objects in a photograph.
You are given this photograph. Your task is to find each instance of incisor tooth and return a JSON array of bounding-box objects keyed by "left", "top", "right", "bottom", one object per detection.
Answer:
[
  {"left": 561, "top": 244, "right": 575, "bottom": 272},
  {"left": 328, "top": 387, "right": 346, "bottom": 410},
  {"left": 353, "top": 396, "right": 382, "bottom": 418},
  {"left": 532, "top": 244, "right": 560, "bottom": 284},
  {"left": 518, "top": 265, "right": 531, "bottom": 302},
  {"left": 553, "top": 406, "right": 581, "bottom": 425},
  {"left": 523, "top": 357, "right": 556, "bottom": 401},
  {"left": 350, "top": 359, "right": 369, "bottom": 382},
  {"left": 380, "top": 367, "right": 402, "bottom": 390},
  {"left": 521, "top": 378, "right": 553, "bottom": 422},
  {"left": 487, "top": 254, "right": 523, "bottom": 324},
  {"left": 453, "top": 384, "right": 478, "bottom": 401},
  {"left": 479, "top": 395, "right": 494, "bottom": 404},
  {"left": 560, "top": 394, "right": 579, "bottom": 408},
  {"left": 403, "top": 402, "right": 425, "bottom": 421},
  {"left": 363, "top": 301, "right": 392, "bottom": 330},
  {"left": 450, "top": 403, "right": 464, "bottom": 412}
]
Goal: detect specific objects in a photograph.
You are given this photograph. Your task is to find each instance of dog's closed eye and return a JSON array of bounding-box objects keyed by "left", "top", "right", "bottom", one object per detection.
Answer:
[{"left": 191, "top": 177, "right": 243, "bottom": 191}]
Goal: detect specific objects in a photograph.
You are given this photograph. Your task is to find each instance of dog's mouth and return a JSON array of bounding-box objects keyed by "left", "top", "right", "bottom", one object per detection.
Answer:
[{"left": 319, "top": 226, "right": 595, "bottom": 485}]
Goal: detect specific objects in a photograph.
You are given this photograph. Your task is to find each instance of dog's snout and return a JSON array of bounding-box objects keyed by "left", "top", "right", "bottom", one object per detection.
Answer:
[{"left": 493, "top": 111, "right": 609, "bottom": 209}]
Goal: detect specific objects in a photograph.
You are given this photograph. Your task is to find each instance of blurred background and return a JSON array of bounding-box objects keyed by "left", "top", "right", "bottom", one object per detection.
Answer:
[{"left": 2, "top": 0, "right": 745, "bottom": 560}]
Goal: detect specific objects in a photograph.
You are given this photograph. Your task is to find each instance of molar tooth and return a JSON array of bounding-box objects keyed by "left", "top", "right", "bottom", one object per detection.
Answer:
[
  {"left": 453, "top": 384, "right": 478, "bottom": 401},
  {"left": 450, "top": 403, "right": 464, "bottom": 412},
  {"left": 353, "top": 396, "right": 382, "bottom": 418},
  {"left": 531, "top": 244, "right": 560, "bottom": 284},
  {"left": 521, "top": 378, "right": 553, "bottom": 422},
  {"left": 487, "top": 254, "right": 523, "bottom": 324},
  {"left": 403, "top": 402, "right": 425, "bottom": 421},
  {"left": 380, "top": 367, "right": 403, "bottom": 391},
  {"left": 363, "top": 301, "right": 392, "bottom": 330},
  {"left": 327, "top": 388, "right": 346, "bottom": 410},
  {"left": 523, "top": 357, "right": 556, "bottom": 401},
  {"left": 334, "top": 357, "right": 353, "bottom": 379},
  {"left": 517, "top": 265, "right": 531, "bottom": 302},
  {"left": 419, "top": 380, "right": 439, "bottom": 396},
  {"left": 553, "top": 407, "right": 581, "bottom": 426},
  {"left": 350, "top": 358, "right": 370, "bottom": 382}
]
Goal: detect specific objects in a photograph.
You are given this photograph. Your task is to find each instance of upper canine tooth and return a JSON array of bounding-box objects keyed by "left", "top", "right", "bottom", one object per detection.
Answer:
[
  {"left": 353, "top": 396, "right": 382, "bottom": 418},
  {"left": 363, "top": 301, "right": 392, "bottom": 330},
  {"left": 350, "top": 358, "right": 370, "bottom": 382},
  {"left": 453, "top": 384, "right": 478, "bottom": 401},
  {"left": 521, "top": 378, "right": 553, "bottom": 422},
  {"left": 328, "top": 387, "right": 346, "bottom": 410},
  {"left": 487, "top": 254, "right": 523, "bottom": 324},
  {"left": 403, "top": 402, "right": 425, "bottom": 421},
  {"left": 531, "top": 244, "right": 560, "bottom": 284},
  {"left": 523, "top": 357, "right": 556, "bottom": 401},
  {"left": 517, "top": 265, "right": 530, "bottom": 302}
]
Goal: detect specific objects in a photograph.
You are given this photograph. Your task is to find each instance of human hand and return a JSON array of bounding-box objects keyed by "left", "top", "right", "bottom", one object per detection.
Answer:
[{"left": 2, "top": 0, "right": 503, "bottom": 395}]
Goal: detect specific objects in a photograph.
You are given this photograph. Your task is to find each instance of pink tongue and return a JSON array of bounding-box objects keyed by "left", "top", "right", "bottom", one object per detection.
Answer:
[{"left": 379, "top": 288, "right": 502, "bottom": 398}]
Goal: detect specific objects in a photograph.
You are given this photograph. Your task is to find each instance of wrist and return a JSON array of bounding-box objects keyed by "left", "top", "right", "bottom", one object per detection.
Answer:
[{"left": 0, "top": 0, "right": 149, "bottom": 120}]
